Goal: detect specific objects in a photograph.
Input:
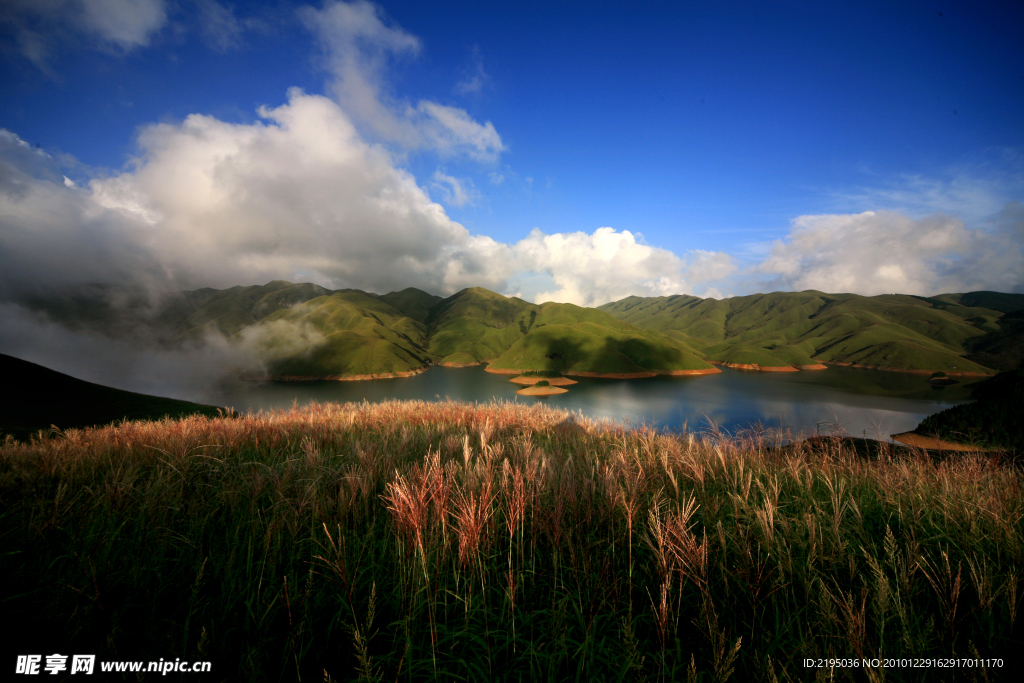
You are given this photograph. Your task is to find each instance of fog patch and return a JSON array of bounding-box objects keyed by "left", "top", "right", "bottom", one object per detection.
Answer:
[{"left": 0, "top": 302, "right": 261, "bottom": 405}]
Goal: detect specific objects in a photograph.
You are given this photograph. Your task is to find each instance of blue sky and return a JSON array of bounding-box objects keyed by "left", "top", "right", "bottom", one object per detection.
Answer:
[{"left": 1, "top": 0, "right": 1022, "bottom": 306}]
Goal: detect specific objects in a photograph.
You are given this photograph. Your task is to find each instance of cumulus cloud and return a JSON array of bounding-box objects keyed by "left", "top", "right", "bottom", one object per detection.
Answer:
[
  {"left": 0, "top": 90, "right": 515, "bottom": 302},
  {"left": 511, "top": 227, "right": 736, "bottom": 307},
  {"left": 301, "top": 0, "right": 505, "bottom": 161},
  {"left": 755, "top": 209, "right": 1024, "bottom": 296},
  {"left": 0, "top": 132, "right": 168, "bottom": 299}
]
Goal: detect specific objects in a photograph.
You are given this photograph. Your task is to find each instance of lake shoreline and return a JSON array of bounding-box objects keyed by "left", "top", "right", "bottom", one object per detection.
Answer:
[
  {"left": 817, "top": 360, "right": 994, "bottom": 377},
  {"left": 218, "top": 363, "right": 980, "bottom": 442}
]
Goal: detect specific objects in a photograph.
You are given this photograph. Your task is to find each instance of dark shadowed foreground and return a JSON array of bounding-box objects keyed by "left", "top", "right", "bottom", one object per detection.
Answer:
[{"left": 1, "top": 400, "right": 1020, "bottom": 681}]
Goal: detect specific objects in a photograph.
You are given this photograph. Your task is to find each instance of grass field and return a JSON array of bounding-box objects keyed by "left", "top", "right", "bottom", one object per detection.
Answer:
[{"left": 2, "top": 400, "right": 1019, "bottom": 681}]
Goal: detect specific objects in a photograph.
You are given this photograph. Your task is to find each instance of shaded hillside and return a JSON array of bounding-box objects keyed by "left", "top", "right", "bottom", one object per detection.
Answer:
[
  {"left": 913, "top": 370, "right": 1023, "bottom": 451},
  {"left": 426, "top": 287, "right": 536, "bottom": 364},
  {"left": 154, "top": 280, "right": 333, "bottom": 337},
  {"left": 0, "top": 353, "right": 224, "bottom": 442},
  {"left": 600, "top": 290, "right": 1023, "bottom": 374},
  {"left": 250, "top": 291, "right": 433, "bottom": 378},
  {"left": 427, "top": 288, "right": 715, "bottom": 375}
]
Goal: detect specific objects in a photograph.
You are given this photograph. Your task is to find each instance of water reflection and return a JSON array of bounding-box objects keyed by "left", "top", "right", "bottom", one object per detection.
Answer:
[{"left": 210, "top": 365, "right": 981, "bottom": 439}]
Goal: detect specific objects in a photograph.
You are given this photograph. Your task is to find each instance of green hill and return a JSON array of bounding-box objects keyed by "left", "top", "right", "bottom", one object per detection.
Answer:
[
  {"left": 600, "top": 290, "right": 1023, "bottom": 374},
  {"left": 250, "top": 292, "right": 432, "bottom": 377},
  {"left": 70, "top": 282, "right": 1019, "bottom": 379},
  {"left": 147, "top": 283, "right": 717, "bottom": 379},
  {"left": 154, "top": 280, "right": 333, "bottom": 338},
  {"left": 0, "top": 353, "right": 225, "bottom": 442},
  {"left": 487, "top": 322, "right": 714, "bottom": 375}
]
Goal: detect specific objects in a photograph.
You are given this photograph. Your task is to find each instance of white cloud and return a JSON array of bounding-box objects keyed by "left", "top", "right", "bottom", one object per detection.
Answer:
[
  {"left": 0, "top": 91, "right": 514, "bottom": 301},
  {"left": 755, "top": 209, "right": 1024, "bottom": 295},
  {"left": 431, "top": 171, "right": 476, "bottom": 207},
  {"left": 301, "top": 0, "right": 505, "bottom": 161},
  {"left": 414, "top": 101, "right": 504, "bottom": 162},
  {"left": 511, "top": 227, "right": 735, "bottom": 307}
]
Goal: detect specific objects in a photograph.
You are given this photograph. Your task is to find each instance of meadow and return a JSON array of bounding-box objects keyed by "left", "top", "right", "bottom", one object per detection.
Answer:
[{"left": 1, "top": 400, "right": 1020, "bottom": 681}]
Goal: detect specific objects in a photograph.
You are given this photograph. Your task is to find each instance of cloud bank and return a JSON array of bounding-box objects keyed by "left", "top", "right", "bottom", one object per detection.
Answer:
[
  {"left": 755, "top": 208, "right": 1024, "bottom": 296},
  {"left": 512, "top": 228, "right": 735, "bottom": 307}
]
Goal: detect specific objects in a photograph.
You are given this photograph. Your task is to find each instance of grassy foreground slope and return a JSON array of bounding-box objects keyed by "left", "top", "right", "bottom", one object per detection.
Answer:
[
  {"left": 2, "top": 401, "right": 1019, "bottom": 681},
  {"left": 601, "top": 290, "right": 1024, "bottom": 373},
  {"left": 0, "top": 353, "right": 224, "bottom": 441}
]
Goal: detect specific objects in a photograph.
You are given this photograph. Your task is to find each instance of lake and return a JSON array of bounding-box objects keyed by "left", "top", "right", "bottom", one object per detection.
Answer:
[{"left": 209, "top": 364, "right": 981, "bottom": 440}]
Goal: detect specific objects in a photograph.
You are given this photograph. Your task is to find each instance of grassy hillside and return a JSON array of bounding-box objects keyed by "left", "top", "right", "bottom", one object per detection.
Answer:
[
  {"left": 155, "top": 280, "right": 333, "bottom": 337},
  {"left": 48, "top": 282, "right": 1017, "bottom": 378},
  {"left": 487, "top": 322, "right": 714, "bottom": 374},
  {"left": 0, "top": 353, "right": 224, "bottom": 442},
  {"left": 427, "top": 289, "right": 715, "bottom": 375},
  {"left": 601, "top": 290, "right": 1022, "bottom": 373},
  {"left": 251, "top": 292, "right": 433, "bottom": 377},
  {"left": 426, "top": 287, "right": 536, "bottom": 364},
  {"left": 3, "top": 401, "right": 1019, "bottom": 680}
]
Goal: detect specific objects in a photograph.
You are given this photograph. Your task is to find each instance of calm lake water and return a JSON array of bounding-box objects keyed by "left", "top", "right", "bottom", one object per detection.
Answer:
[{"left": 210, "top": 365, "right": 981, "bottom": 440}]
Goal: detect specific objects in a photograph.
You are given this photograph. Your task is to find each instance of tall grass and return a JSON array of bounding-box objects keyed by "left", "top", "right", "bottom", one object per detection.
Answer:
[{"left": 1, "top": 399, "right": 1020, "bottom": 681}]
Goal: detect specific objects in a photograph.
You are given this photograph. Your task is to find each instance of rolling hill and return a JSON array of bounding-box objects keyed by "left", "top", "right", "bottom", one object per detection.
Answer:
[
  {"left": 599, "top": 290, "right": 1024, "bottom": 374},
  {"left": 41, "top": 283, "right": 1019, "bottom": 380},
  {"left": 151, "top": 283, "right": 719, "bottom": 379}
]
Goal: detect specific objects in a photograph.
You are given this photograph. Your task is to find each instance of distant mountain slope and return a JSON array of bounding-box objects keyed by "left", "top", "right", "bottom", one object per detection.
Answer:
[
  {"left": 148, "top": 283, "right": 717, "bottom": 378},
  {"left": 0, "top": 353, "right": 224, "bottom": 442},
  {"left": 250, "top": 291, "right": 433, "bottom": 378},
  {"left": 431, "top": 289, "right": 716, "bottom": 375},
  {"left": 42, "top": 282, "right": 1017, "bottom": 379},
  {"left": 154, "top": 280, "right": 333, "bottom": 337},
  {"left": 600, "top": 290, "right": 1023, "bottom": 374}
]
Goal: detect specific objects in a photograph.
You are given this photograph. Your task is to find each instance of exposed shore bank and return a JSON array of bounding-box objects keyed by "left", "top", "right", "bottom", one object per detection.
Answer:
[
  {"left": 263, "top": 366, "right": 429, "bottom": 381},
  {"left": 510, "top": 376, "right": 578, "bottom": 386},
  {"left": 709, "top": 361, "right": 828, "bottom": 372},
  {"left": 817, "top": 360, "right": 994, "bottom": 377},
  {"left": 891, "top": 431, "right": 993, "bottom": 452},
  {"left": 515, "top": 385, "right": 569, "bottom": 396},
  {"left": 486, "top": 366, "right": 721, "bottom": 379}
]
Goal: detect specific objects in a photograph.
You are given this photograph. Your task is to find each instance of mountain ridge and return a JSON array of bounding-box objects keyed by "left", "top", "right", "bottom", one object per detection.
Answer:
[{"left": 23, "top": 282, "right": 1022, "bottom": 379}]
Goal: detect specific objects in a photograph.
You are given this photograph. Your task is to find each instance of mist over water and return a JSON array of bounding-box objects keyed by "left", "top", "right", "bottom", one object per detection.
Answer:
[{"left": 209, "top": 364, "right": 980, "bottom": 440}]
